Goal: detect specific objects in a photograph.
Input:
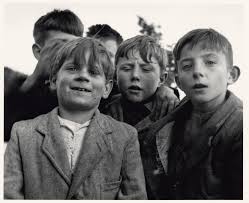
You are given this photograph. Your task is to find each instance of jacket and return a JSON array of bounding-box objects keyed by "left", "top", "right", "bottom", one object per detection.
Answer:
[
  {"left": 4, "top": 108, "right": 147, "bottom": 199},
  {"left": 146, "top": 91, "right": 243, "bottom": 199}
]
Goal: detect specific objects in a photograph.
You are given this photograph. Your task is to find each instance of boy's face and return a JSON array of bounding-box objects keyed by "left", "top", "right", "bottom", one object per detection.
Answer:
[
  {"left": 51, "top": 50, "right": 112, "bottom": 111},
  {"left": 176, "top": 42, "right": 233, "bottom": 107},
  {"left": 116, "top": 50, "right": 162, "bottom": 103},
  {"left": 101, "top": 39, "right": 118, "bottom": 65}
]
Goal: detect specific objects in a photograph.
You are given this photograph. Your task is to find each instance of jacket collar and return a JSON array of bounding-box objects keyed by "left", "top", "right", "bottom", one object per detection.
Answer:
[{"left": 36, "top": 108, "right": 114, "bottom": 194}]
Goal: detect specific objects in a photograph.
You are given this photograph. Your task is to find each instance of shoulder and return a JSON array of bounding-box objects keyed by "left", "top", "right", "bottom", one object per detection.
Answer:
[
  {"left": 4, "top": 67, "right": 27, "bottom": 96},
  {"left": 11, "top": 113, "right": 49, "bottom": 139},
  {"left": 223, "top": 92, "right": 243, "bottom": 132}
]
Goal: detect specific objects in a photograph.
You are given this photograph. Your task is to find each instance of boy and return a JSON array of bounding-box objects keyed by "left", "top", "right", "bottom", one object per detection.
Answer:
[
  {"left": 4, "top": 37, "right": 147, "bottom": 200},
  {"left": 103, "top": 35, "right": 174, "bottom": 199},
  {"left": 148, "top": 28, "right": 242, "bottom": 199},
  {"left": 86, "top": 24, "right": 123, "bottom": 65},
  {"left": 86, "top": 25, "right": 179, "bottom": 117},
  {"left": 5, "top": 9, "right": 83, "bottom": 141},
  {"left": 86, "top": 24, "right": 123, "bottom": 98}
]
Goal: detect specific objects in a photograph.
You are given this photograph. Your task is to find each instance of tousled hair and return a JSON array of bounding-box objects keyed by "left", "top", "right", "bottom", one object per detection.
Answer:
[
  {"left": 173, "top": 28, "right": 233, "bottom": 71},
  {"left": 50, "top": 37, "right": 114, "bottom": 82},
  {"left": 86, "top": 24, "right": 123, "bottom": 45},
  {"left": 115, "top": 35, "right": 168, "bottom": 74},
  {"left": 33, "top": 9, "right": 84, "bottom": 46}
]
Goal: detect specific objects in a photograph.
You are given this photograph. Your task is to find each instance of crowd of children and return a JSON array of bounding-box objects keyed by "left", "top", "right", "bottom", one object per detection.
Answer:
[{"left": 4, "top": 9, "right": 243, "bottom": 200}]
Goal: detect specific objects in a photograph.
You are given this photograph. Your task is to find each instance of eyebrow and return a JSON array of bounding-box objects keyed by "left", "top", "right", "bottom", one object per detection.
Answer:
[
  {"left": 118, "top": 60, "right": 148, "bottom": 66},
  {"left": 179, "top": 52, "right": 219, "bottom": 62}
]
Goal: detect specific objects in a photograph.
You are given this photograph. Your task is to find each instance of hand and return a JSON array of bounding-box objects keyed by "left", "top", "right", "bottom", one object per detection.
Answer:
[
  {"left": 20, "top": 39, "right": 68, "bottom": 93},
  {"left": 150, "top": 85, "right": 179, "bottom": 121}
]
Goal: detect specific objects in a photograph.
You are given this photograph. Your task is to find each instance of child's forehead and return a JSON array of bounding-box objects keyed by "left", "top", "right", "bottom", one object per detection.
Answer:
[
  {"left": 180, "top": 41, "right": 225, "bottom": 58},
  {"left": 117, "top": 49, "right": 158, "bottom": 65}
]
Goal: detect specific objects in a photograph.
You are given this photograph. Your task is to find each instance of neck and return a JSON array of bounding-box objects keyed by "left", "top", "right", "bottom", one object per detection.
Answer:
[
  {"left": 58, "top": 106, "right": 97, "bottom": 124},
  {"left": 192, "top": 91, "right": 227, "bottom": 114}
]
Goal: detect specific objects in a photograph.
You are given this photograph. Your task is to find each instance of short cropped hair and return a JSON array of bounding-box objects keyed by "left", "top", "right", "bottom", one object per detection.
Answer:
[
  {"left": 115, "top": 35, "right": 168, "bottom": 73},
  {"left": 173, "top": 28, "right": 233, "bottom": 71},
  {"left": 86, "top": 24, "right": 123, "bottom": 45},
  {"left": 50, "top": 37, "right": 114, "bottom": 82},
  {"left": 33, "top": 9, "right": 84, "bottom": 46}
]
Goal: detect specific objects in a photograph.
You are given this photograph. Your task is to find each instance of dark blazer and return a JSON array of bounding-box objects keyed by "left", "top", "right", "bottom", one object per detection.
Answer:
[
  {"left": 4, "top": 108, "right": 147, "bottom": 199},
  {"left": 145, "top": 91, "right": 243, "bottom": 199}
]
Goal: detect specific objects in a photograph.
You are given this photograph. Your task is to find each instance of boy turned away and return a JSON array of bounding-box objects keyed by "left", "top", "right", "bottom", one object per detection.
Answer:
[{"left": 4, "top": 37, "right": 147, "bottom": 199}]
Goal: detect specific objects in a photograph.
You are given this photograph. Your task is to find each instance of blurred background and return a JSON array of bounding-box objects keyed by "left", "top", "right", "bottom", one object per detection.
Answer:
[{"left": 2, "top": 0, "right": 246, "bottom": 100}]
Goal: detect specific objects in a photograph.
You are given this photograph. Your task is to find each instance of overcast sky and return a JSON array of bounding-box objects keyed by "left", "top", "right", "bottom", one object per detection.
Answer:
[{"left": 2, "top": 0, "right": 247, "bottom": 100}]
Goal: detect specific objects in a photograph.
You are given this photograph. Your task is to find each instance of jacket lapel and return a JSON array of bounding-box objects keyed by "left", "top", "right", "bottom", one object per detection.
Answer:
[
  {"left": 67, "top": 110, "right": 113, "bottom": 199},
  {"left": 37, "top": 108, "right": 72, "bottom": 185}
]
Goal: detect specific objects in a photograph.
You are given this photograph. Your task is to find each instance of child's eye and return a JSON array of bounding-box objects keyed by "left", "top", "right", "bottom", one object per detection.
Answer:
[
  {"left": 141, "top": 65, "right": 153, "bottom": 72},
  {"left": 181, "top": 64, "right": 192, "bottom": 71},
  {"left": 120, "top": 65, "right": 132, "bottom": 71},
  {"left": 67, "top": 66, "right": 78, "bottom": 72},
  {"left": 205, "top": 60, "right": 216, "bottom": 65},
  {"left": 88, "top": 66, "right": 102, "bottom": 76}
]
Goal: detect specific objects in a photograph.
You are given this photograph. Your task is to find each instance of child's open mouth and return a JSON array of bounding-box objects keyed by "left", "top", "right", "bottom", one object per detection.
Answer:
[
  {"left": 71, "top": 87, "right": 91, "bottom": 92},
  {"left": 128, "top": 85, "right": 142, "bottom": 94},
  {"left": 128, "top": 85, "right": 142, "bottom": 90}
]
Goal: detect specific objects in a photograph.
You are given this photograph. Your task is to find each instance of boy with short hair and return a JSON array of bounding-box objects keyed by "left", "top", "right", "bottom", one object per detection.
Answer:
[
  {"left": 86, "top": 24, "right": 123, "bottom": 65},
  {"left": 148, "top": 28, "right": 242, "bottom": 199},
  {"left": 4, "top": 37, "right": 147, "bottom": 200},
  {"left": 5, "top": 9, "right": 83, "bottom": 141},
  {"left": 103, "top": 35, "right": 175, "bottom": 199}
]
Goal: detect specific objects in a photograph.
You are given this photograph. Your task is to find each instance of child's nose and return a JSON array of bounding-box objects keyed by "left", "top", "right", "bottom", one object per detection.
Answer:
[
  {"left": 131, "top": 66, "right": 140, "bottom": 80},
  {"left": 76, "top": 68, "right": 90, "bottom": 82},
  {"left": 193, "top": 62, "right": 205, "bottom": 78}
]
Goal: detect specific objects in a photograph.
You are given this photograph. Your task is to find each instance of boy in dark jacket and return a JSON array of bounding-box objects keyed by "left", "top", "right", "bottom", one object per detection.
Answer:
[{"left": 148, "top": 28, "right": 242, "bottom": 199}]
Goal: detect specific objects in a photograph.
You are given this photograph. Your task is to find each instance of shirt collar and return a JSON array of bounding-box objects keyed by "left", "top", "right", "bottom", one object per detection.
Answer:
[{"left": 57, "top": 115, "right": 91, "bottom": 133}]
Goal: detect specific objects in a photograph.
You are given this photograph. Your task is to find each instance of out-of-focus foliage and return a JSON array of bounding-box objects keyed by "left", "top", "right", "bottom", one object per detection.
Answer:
[{"left": 137, "top": 16, "right": 177, "bottom": 88}]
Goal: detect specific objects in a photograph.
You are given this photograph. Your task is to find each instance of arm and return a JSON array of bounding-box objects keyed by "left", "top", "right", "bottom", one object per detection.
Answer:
[
  {"left": 4, "top": 123, "right": 24, "bottom": 199},
  {"left": 150, "top": 84, "right": 179, "bottom": 121},
  {"left": 20, "top": 39, "right": 67, "bottom": 93},
  {"left": 118, "top": 127, "right": 147, "bottom": 200}
]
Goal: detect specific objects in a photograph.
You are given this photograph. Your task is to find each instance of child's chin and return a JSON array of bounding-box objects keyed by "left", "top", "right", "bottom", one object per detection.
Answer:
[{"left": 127, "top": 96, "right": 143, "bottom": 103}]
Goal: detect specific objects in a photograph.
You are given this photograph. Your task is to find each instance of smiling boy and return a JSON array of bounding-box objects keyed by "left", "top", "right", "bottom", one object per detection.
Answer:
[{"left": 4, "top": 37, "right": 147, "bottom": 199}]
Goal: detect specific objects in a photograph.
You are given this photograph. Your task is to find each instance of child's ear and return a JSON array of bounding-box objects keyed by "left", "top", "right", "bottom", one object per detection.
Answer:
[
  {"left": 32, "top": 43, "right": 41, "bottom": 60},
  {"left": 49, "top": 76, "right": 57, "bottom": 92},
  {"left": 102, "top": 80, "right": 113, "bottom": 99},
  {"left": 227, "top": 65, "right": 240, "bottom": 85},
  {"left": 158, "top": 72, "right": 167, "bottom": 87}
]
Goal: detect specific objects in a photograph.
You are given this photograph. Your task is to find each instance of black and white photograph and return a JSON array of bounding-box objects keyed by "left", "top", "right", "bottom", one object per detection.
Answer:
[{"left": 2, "top": 0, "right": 247, "bottom": 200}]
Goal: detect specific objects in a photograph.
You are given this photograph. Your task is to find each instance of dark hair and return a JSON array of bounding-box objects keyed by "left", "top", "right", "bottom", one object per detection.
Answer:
[
  {"left": 115, "top": 35, "right": 168, "bottom": 73},
  {"left": 173, "top": 28, "right": 233, "bottom": 71},
  {"left": 50, "top": 37, "right": 114, "bottom": 82},
  {"left": 86, "top": 24, "right": 123, "bottom": 45},
  {"left": 33, "top": 9, "right": 84, "bottom": 46}
]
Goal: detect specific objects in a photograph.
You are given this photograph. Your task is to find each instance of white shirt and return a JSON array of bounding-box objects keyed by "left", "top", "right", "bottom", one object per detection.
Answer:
[{"left": 58, "top": 116, "right": 91, "bottom": 172}]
